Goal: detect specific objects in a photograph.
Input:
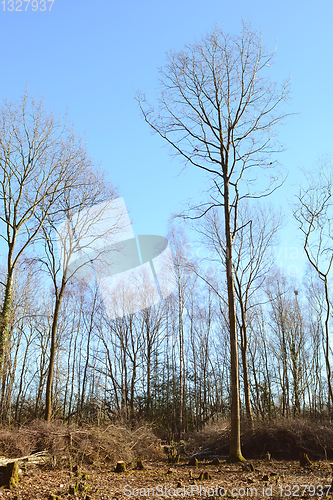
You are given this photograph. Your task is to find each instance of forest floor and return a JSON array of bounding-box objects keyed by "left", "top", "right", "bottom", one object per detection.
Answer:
[{"left": 2, "top": 457, "right": 333, "bottom": 500}]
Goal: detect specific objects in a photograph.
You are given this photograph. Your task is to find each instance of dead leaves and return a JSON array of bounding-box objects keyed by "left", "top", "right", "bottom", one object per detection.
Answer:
[{"left": 2, "top": 458, "right": 333, "bottom": 499}]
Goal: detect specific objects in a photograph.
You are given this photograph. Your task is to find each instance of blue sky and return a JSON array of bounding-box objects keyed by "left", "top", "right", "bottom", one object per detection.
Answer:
[{"left": 0, "top": 0, "right": 332, "bottom": 278}]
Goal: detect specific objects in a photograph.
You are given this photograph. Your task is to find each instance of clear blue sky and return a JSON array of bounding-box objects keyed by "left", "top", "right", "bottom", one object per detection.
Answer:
[{"left": 0, "top": 0, "right": 332, "bottom": 277}]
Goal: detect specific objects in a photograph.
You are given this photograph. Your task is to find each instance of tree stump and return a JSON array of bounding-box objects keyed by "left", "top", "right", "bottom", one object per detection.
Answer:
[
  {"left": 136, "top": 459, "right": 145, "bottom": 470},
  {"left": 299, "top": 452, "right": 311, "bottom": 467},
  {"left": 68, "top": 480, "right": 79, "bottom": 495},
  {"left": 242, "top": 462, "right": 254, "bottom": 472},
  {"left": 115, "top": 461, "right": 126, "bottom": 473},
  {"left": 198, "top": 471, "right": 212, "bottom": 480},
  {"left": 0, "top": 461, "right": 20, "bottom": 489},
  {"left": 168, "top": 448, "right": 180, "bottom": 464}
]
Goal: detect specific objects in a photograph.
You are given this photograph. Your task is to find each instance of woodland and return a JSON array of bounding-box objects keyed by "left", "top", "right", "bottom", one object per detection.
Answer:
[{"left": 0, "top": 22, "right": 332, "bottom": 499}]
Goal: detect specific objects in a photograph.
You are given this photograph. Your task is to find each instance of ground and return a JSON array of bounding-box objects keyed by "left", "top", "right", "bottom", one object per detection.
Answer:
[{"left": 2, "top": 458, "right": 333, "bottom": 499}]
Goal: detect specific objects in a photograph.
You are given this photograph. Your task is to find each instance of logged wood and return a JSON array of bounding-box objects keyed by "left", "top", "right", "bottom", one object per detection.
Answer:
[{"left": 115, "top": 461, "right": 126, "bottom": 473}]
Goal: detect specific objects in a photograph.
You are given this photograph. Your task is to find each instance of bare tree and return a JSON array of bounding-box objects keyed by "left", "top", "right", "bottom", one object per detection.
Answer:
[
  {"left": 194, "top": 203, "right": 281, "bottom": 427},
  {"left": 138, "top": 23, "right": 290, "bottom": 461},
  {"left": 187, "top": 284, "right": 221, "bottom": 430},
  {"left": 233, "top": 205, "right": 281, "bottom": 426},
  {"left": 0, "top": 257, "right": 42, "bottom": 421},
  {"left": 304, "top": 267, "right": 326, "bottom": 417},
  {"left": 139, "top": 302, "right": 166, "bottom": 416},
  {"left": 37, "top": 170, "right": 118, "bottom": 422},
  {"left": 266, "top": 274, "right": 308, "bottom": 417},
  {"left": 0, "top": 92, "right": 93, "bottom": 376},
  {"left": 294, "top": 157, "right": 333, "bottom": 417},
  {"left": 165, "top": 225, "right": 197, "bottom": 437}
]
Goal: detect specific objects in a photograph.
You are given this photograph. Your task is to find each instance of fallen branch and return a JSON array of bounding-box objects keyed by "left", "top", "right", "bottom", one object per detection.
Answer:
[{"left": 0, "top": 449, "right": 64, "bottom": 466}]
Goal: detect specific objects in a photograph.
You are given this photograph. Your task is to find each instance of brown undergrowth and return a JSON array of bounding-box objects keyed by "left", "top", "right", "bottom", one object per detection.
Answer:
[
  {"left": 0, "top": 420, "right": 162, "bottom": 466},
  {"left": 1, "top": 418, "right": 333, "bottom": 469},
  {"left": 185, "top": 418, "right": 333, "bottom": 460}
]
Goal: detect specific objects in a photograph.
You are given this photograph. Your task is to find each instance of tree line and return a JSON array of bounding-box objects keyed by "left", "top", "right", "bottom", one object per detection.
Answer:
[
  {"left": 0, "top": 24, "right": 332, "bottom": 463},
  {"left": 0, "top": 225, "right": 332, "bottom": 433}
]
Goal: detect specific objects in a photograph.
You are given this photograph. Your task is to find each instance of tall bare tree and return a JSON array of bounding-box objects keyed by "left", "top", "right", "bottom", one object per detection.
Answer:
[
  {"left": 167, "top": 226, "right": 197, "bottom": 437},
  {"left": 38, "top": 171, "right": 118, "bottom": 422},
  {"left": 138, "top": 23, "right": 290, "bottom": 461},
  {"left": 294, "top": 157, "right": 333, "bottom": 417},
  {"left": 0, "top": 93, "right": 90, "bottom": 376}
]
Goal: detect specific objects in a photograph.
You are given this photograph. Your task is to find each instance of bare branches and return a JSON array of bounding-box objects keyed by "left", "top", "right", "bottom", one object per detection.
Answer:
[
  {"left": 293, "top": 158, "right": 333, "bottom": 278},
  {"left": 137, "top": 23, "right": 291, "bottom": 462},
  {"left": 293, "top": 155, "right": 333, "bottom": 412},
  {"left": 0, "top": 92, "right": 110, "bottom": 379},
  {"left": 137, "top": 23, "right": 290, "bottom": 206}
]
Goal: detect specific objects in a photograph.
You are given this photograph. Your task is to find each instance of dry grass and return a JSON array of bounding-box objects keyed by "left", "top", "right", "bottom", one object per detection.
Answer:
[
  {"left": 0, "top": 419, "right": 163, "bottom": 467},
  {"left": 185, "top": 418, "right": 333, "bottom": 460}
]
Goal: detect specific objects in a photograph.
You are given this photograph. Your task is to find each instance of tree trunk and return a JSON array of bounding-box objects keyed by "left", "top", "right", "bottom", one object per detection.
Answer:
[
  {"left": 224, "top": 180, "right": 245, "bottom": 463},
  {"left": 0, "top": 271, "right": 13, "bottom": 376},
  {"left": 240, "top": 321, "right": 254, "bottom": 430},
  {"left": 178, "top": 282, "right": 184, "bottom": 439},
  {"left": 45, "top": 277, "right": 66, "bottom": 422},
  {"left": 324, "top": 277, "right": 333, "bottom": 419}
]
